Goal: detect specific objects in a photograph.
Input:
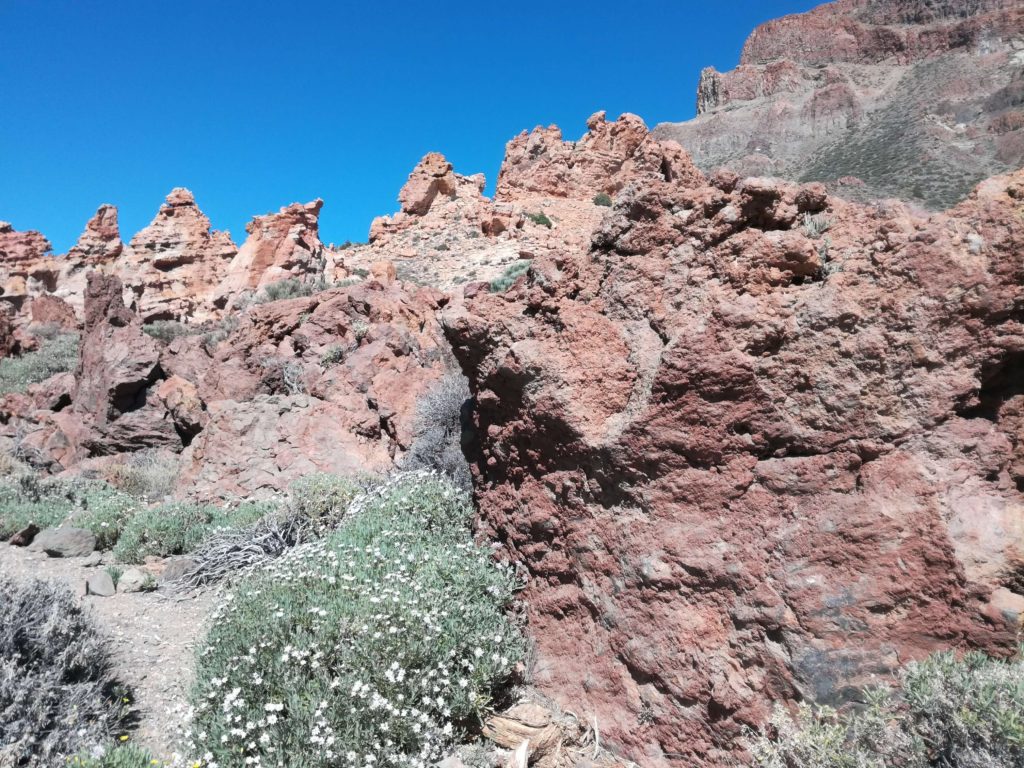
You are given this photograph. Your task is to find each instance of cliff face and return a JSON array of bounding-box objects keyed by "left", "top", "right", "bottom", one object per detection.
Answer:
[
  {"left": 654, "top": 0, "right": 1024, "bottom": 209},
  {"left": 444, "top": 116, "right": 1024, "bottom": 765}
]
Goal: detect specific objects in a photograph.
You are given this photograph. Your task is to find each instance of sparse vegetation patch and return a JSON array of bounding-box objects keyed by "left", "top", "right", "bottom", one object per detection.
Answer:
[
  {"left": 489, "top": 260, "right": 531, "bottom": 293},
  {"left": 525, "top": 211, "right": 552, "bottom": 228},
  {"left": 0, "top": 332, "right": 79, "bottom": 395},
  {"left": 747, "top": 648, "right": 1024, "bottom": 768}
]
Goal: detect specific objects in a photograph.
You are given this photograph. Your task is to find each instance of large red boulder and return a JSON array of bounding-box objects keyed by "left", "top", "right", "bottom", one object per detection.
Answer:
[{"left": 445, "top": 132, "right": 1024, "bottom": 765}]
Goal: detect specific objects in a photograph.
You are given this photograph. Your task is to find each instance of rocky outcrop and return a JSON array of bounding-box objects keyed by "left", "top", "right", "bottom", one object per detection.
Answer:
[
  {"left": 445, "top": 117, "right": 1024, "bottom": 764},
  {"left": 345, "top": 113, "right": 697, "bottom": 291},
  {"left": 72, "top": 272, "right": 180, "bottom": 454},
  {"left": 215, "top": 199, "right": 329, "bottom": 307},
  {"left": 119, "top": 188, "right": 237, "bottom": 322},
  {"left": 0, "top": 221, "right": 56, "bottom": 318},
  {"left": 397, "top": 152, "right": 465, "bottom": 215},
  {"left": 174, "top": 274, "right": 450, "bottom": 499},
  {"left": 496, "top": 111, "right": 702, "bottom": 200},
  {"left": 654, "top": 0, "right": 1024, "bottom": 208},
  {"left": 67, "top": 204, "right": 122, "bottom": 264}
]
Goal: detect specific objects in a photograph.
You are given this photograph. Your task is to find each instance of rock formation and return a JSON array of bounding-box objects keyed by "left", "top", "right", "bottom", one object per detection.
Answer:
[
  {"left": 344, "top": 112, "right": 692, "bottom": 290},
  {"left": 1, "top": 259, "right": 450, "bottom": 502},
  {"left": 444, "top": 121, "right": 1024, "bottom": 765},
  {"left": 215, "top": 199, "right": 330, "bottom": 307},
  {"left": 119, "top": 188, "right": 237, "bottom": 322},
  {"left": 0, "top": 221, "right": 55, "bottom": 319},
  {"left": 654, "top": 0, "right": 1024, "bottom": 208},
  {"left": 66, "top": 204, "right": 123, "bottom": 264}
]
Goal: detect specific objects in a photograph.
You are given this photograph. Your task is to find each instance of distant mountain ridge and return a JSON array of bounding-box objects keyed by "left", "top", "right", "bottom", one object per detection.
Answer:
[{"left": 654, "top": 0, "right": 1024, "bottom": 208}]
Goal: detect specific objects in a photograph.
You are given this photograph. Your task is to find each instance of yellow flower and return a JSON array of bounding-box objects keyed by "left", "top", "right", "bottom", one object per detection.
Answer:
[{"left": 119, "top": 734, "right": 129, "bottom": 741}]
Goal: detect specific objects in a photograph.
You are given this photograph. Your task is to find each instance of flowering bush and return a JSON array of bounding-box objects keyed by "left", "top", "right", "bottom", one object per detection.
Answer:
[
  {"left": 189, "top": 472, "right": 524, "bottom": 767},
  {"left": 70, "top": 483, "right": 138, "bottom": 549},
  {"left": 112, "top": 501, "right": 276, "bottom": 564},
  {"left": 0, "top": 476, "right": 135, "bottom": 548},
  {"left": 0, "top": 476, "right": 73, "bottom": 538},
  {"left": 747, "top": 647, "right": 1024, "bottom": 768}
]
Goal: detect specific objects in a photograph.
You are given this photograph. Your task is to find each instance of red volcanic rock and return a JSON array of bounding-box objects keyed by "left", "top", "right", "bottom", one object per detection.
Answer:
[
  {"left": 0, "top": 221, "right": 55, "bottom": 317},
  {"left": 67, "top": 204, "right": 123, "bottom": 264},
  {"left": 496, "top": 111, "right": 702, "bottom": 201},
  {"left": 30, "top": 294, "right": 78, "bottom": 330},
  {"left": 73, "top": 272, "right": 180, "bottom": 454},
  {"left": 445, "top": 117, "right": 1024, "bottom": 766},
  {"left": 655, "top": 0, "right": 1024, "bottom": 208},
  {"left": 347, "top": 114, "right": 701, "bottom": 292},
  {"left": 121, "top": 188, "right": 237, "bottom": 322},
  {"left": 399, "top": 152, "right": 460, "bottom": 215},
  {"left": 173, "top": 279, "right": 450, "bottom": 499},
  {"left": 215, "top": 199, "right": 328, "bottom": 307},
  {"left": 0, "top": 220, "right": 52, "bottom": 264}
]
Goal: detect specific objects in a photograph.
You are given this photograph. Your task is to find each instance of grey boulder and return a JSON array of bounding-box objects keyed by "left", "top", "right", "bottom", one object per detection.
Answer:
[{"left": 35, "top": 527, "right": 96, "bottom": 558}]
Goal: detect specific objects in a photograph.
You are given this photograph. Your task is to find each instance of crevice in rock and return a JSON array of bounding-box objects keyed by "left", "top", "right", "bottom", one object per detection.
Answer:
[{"left": 958, "top": 352, "right": 1024, "bottom": 421}]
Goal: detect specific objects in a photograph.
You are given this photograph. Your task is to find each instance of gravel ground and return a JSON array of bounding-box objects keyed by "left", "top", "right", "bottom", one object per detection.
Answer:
[{"left": 0, "top": 542, "right": 217, "bottom": 760}]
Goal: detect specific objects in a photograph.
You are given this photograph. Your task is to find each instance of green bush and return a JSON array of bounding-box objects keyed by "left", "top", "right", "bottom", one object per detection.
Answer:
[
  {"left": 489, "top": 260, "right": 532, "bottom": 293},
  {"left": 255, "top": 277, "right": 327, "bottom": 304},
  {"left": 67, "top": 743, "right": 158, "bottom": 767},
  {"left": 112, "top": 502, "right": 211, "bottom": 563},
  {"left": 69, "top": 483, "right": 138, "bottom": 550},
  {"left": 525, "top": 211, "right": 552, "bottom": 228},
  {"left": 0, "top": 479, "right": 72, "bottom": 539},
  {"left": 747, "top": 648, "right": 1024, "bottom": 768},
  {"left": 189, "top": 472, "right": 524, "bottom": 767},
  {"left": 111, "top": 499, "right": 275, "bottom": 564},
  {"left": 288, "top": 472, "right": 360, "bottom": 527},
  {"left": 0, "top": 333, "right": 79, "bottom": 395},
  {"left": 0, "top": 476, "right": 134, "bottom": 548},
  {"left": 319, "top": 345, "right": 345, "bottom": 367},
  {"left": 141, "top": 320, "right": 195, "bottom": 344},
  {"left": 593, "top": 192, "right": 613, "bottom": 207},
  {"left": 801, "top": 212, "right": 832, "bottom": 239}
]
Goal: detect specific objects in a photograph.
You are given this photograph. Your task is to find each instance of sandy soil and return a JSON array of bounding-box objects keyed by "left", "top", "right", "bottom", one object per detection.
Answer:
[{"left": 0, "top": 542, "right": 217, "bottom": 760}]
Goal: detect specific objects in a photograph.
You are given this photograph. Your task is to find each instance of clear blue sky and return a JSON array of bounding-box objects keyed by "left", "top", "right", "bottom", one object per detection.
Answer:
[{"left": 0, "top": 1, "right": 821, "bottom": 253}]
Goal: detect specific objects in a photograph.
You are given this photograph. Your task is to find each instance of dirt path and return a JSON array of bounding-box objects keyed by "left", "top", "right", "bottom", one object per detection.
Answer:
[{"left": 0, "top": 542, "right": 216, "bottom": 760}]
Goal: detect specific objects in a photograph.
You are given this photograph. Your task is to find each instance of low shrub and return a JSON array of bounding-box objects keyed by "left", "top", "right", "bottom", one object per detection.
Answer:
[
  {"left": 489, "top": 260, "right": 531, "bottom": 293},
  {"left": 189, "top": 472, "right": 525, "bottom": 767},
  {"left": 0, "top": 476, "right": 134, "bottom": 547},
  {"left": 141, "top": 320, "right": 195, "bottom": 344},
  {"left": 255, "top": 277, "right": 327, "bottom": 304},
  {"left": 112, "top": 500, "right": 275, "bottom": 564},
  {"left": 0, "top": 477, "right": 71, "bottom": 538},
  {"left": 320, "top": 344, "right": 345, "bottom": 367},
  {"left": 172, "top": 475, "right": 366, "bottom": 589},
  {"left": 525, "top": 211, "right": 552, "bottom": 228},
  {"left": 69, "top": 483, "right": 138, "bottom": 550},
  {"left": 200, "top": 314, "right": 239, "bottom": 347},
  {"left": 0, "top": 576, "right": 132, "bottom": 766},
  {"left": 0, "top": 332, "right": 79, "bottom": 395},
  {"left": 404, "top": 373, "right": 472, "bottom": 490},
  {"left": 289, "top": 472, "right": 360, "bottom": 526},
  {"left": 102, "top": 451, "right": 179, "bottom": 501},
  {"left": 593, "top": 192, "right": 613, "bottom": 207},
  {"left": 67, "top": 743, "right": 158, "bottom": 767},
  {"left": 747, "top": 647, "right": 1024, "bottom": 768},
  {"left": 801, "top": 212, "right": 832, "bottom": 239}
]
